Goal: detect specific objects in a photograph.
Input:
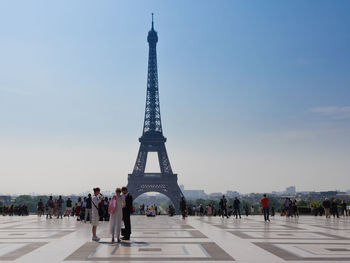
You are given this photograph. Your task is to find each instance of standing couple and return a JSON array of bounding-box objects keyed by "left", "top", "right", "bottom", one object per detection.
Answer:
[
  {"left": 109, "top": 186, "right": 133, "bottom": 242},
  {"left": 91, "top": 186, "right": 133, "bottom": 243}
]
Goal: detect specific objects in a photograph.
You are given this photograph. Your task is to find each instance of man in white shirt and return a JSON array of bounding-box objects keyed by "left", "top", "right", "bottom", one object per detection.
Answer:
[{"left": 91, "top": 187, "right": 102, "bottom": 241}]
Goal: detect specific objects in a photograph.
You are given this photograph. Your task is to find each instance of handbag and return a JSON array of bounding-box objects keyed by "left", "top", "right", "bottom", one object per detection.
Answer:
[{"left": 108, "top": 196, "right": 117, "bottom": 215}]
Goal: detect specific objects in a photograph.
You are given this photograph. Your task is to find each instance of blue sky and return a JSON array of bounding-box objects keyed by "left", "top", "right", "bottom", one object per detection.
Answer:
[{"left": 0, "top": 1, "right": 350, "bottom": 194}]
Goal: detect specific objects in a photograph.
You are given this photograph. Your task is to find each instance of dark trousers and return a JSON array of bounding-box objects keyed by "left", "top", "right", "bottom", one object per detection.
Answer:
[
  {"left": 122, "top": 213, "right": 131, "bottom": 238},
  {"left": 221, "top": 207, "right": 228, "bottom": 218},
  {"left": 263, "top": 207, "right": 270, "bottom": 221},
  {"left": 234, "top": 208, "right": 241, "bottom": 218}
]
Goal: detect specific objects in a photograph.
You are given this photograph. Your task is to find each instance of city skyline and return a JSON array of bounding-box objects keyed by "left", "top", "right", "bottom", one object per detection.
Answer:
[{"left": 1, "top": 1, "right": 350, "bottom": 195}]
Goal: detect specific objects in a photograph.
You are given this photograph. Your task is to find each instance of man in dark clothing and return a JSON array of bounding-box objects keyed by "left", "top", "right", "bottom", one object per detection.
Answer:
[
  {"left": 233, "top": 197, "right": 241, "bottom": 219},
  {"left": 85, "top": 194, "right": 92, "bottom": 223},
  {"left": 46, "top": 196, "right": 54, "bottom": 219},
  {"left": 180, "top": 196, "right": 187, "bottom": 219},
  {"left": 65, "top": 197, "right": 72, "bottom": 217},
  {"left": 121, "top": 187, "right": 133, "bottom": 240},
  {"left": 219, "top": 195, "right": 229, "bottom": 218},
  {"left": 322, "top": 198, "right": 331, "bottom": 218},
  {"left": 57, "top": 196, "right": 64, "bottom": 219},
  {"left": 331, "top": 199, "right": 339, "bottom": 218}
]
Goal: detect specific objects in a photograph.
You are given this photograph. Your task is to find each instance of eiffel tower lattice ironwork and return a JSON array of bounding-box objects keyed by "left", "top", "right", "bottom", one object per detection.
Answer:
[{"left": 127, "top": 14, "right": 184, "bottom": 212}]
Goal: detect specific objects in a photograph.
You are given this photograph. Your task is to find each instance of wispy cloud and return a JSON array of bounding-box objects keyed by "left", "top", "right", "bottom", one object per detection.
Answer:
[{"left": 309, "top": 106, "right": 350, "bottom": 120}]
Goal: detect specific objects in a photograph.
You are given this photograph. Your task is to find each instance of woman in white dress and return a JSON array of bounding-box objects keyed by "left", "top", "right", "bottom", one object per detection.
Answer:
[{"left": 109, "top": 188, "right": 125, "bottom": 243}]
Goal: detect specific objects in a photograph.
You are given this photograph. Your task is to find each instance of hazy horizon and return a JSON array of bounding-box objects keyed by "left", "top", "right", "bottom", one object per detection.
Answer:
[{"left": 1, "top": 1, "right": 350, "bottom": 195}]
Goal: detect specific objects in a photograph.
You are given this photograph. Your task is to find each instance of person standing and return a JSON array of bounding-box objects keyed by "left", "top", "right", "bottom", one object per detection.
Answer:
[
  {"left": 271, "top": 206, "right": 275, "bottom": 217},
  {"left": 75, "top": 197, "right": 82, "bottom": 221},
  {"left": 284, "top": 198, "right": 290, "bottom": 217},
  {"left": 121, "top": 187, "right": 133, "bottom": 240},
  {"left": 244, "top": 204, "right": 249, "bottom": 216},
  {"left": 56, "top": 196, "right": 64, "bottom": 219},
  {"left": 250, "top": 205, "right": 255, "bottom": 215},
  {"left": 65, "top": 197, "right": 72, "bottom": 217},
  {"left": 219, "top": 195, "right": 229, "bottom": 218},
  {"left": 331, "top": 199, "right": 339, "bottom": 218},
  {"left": 233, "top": 197, "right": 241, "bottom": 219},
  {"left": 85, "top": 194, "right": 92, "bottom": 223},
  {"left": 180, "top": 196, "right": 187, "bottom": 219},
  {"left": 109, "top": 188, "right": 125, "bottom": 243},
  {"left": 322, "top": 198, "right": 331, "bottom": 218},
  {"left": 341, "top": 200, "right": 347, "bottom": 216},
  {"left": 261, "top": 194, "right": 270, "bottom": 222},
  {"left": 91, "top": 187, "right": 103, "bottom": 241},
  {"left": 37, "top": 199, "right": 44, "bottom": 217},
  {"left": 46, "top": 196, "right": 54, "bottom": 219}
]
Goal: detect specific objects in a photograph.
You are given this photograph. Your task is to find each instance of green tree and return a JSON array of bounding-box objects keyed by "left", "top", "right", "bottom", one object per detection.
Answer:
[{"left": 13, "top": 195, "right": 48, "bottom": 213}]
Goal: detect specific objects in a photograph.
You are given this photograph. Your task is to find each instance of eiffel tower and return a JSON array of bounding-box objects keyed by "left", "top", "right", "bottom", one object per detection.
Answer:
[{"left": 127, "top": 15, "right": 184, "bottom": 212}]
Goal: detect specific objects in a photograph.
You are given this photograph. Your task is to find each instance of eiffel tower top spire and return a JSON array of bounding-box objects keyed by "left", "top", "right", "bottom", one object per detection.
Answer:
[
  {"left": 151, "top": 13, "right": 154, "bottom": 30},
  {"left": 142, "top": 13, "right": 164, "bottom": 140}
]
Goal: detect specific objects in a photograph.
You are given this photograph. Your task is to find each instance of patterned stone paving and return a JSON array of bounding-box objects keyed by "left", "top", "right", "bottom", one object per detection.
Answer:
[{"left": 0, "top": 215, "right": 350, "bottom": 262}]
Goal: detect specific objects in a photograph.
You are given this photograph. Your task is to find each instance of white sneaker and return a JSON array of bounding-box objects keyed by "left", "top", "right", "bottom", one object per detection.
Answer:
[{"left": 92, "top": 236, "right": 100, "bottom": 242}]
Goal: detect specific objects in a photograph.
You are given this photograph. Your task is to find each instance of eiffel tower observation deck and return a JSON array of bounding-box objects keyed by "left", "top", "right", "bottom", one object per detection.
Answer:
[{"left": 127, "top": 14, "right": 184, "bottom": 211}]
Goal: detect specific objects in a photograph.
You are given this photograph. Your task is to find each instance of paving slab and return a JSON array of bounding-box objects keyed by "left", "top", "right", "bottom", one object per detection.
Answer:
[{"left": 0, "top": 215, "right": 349, "bottom": 262}]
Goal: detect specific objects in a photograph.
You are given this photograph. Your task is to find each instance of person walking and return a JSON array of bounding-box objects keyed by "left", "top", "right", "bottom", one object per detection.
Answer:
[
  {"left": 233, "top": 197, "right": 241, "bottom": 219},
  {"left": 261, "top": 194, "right": 270, "bottom": 222},
  {"left": 180, "top": 196, "right": 187, "bottom": 219},
  {"left": 109, "top": 188, "right": 125, "bottom": 243},
  {"left": 322, "top": 198, "right": 331, "bottom": 218},
  {"left": 85, "top": 194, "right": 92, "bottom": 223},
  {"left": 284, "top": 198, "right": 290, "bottom": 217},
  {"left": 219, "top": 195, "right": 229, "bottom": 218},
  {"left": 121, "top": 187, "right": 133, "bottom": 240},
  {"left": 91, "top": 187, "right": 103, "bottom": 241}
]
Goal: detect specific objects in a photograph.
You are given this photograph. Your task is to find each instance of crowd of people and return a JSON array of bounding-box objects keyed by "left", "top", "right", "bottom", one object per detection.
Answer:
[
  {"left": 0, "top": 204, "right": 29, "bottom": 216},
  {"left": 178, "top": 195, "right": 272, "bottom": 220},
  {"left": 313, "top": 198, "right": 348, "bottom": 218},
  {"left": 178, "top": 194, "right": 349, "bottom": 222},
  {"left": 34, "top": 187, "right": 133, "bottom": 243}
]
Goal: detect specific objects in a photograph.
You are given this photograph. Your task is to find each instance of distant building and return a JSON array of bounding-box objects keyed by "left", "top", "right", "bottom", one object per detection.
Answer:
[
  {"left": 0, "top": 196, "right": 11, "bottom": 205},
  {"left": 225, "top": 191, "right": 240, "bottom": 198},
  {"left": 285, "top": 186, "right": 296, "bottom": 194},
  {"left": 180, "top": 185, "right": 207, "bottom": 200},
  {"left": 208, "top": 192, "right": 223, "bottom": 200}
]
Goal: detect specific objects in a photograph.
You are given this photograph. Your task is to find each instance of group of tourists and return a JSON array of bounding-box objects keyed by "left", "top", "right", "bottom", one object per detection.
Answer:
[
  {"left": 280, "top": 197, "right": 299, "bottom": 217},
  {"left": 178, "top": 195, "right": 272, "bottom": 220},
  {"left": 138, "top": 203, "right": 160, "bottom": 216},
  {"left": 38, "top": 195, "right": 109, "bottom": 222},
  {"left": 35, "top": 187, "right": 133, "bottom": 243},
  {"left": 321, "top": 198, "right": 348, "bottom": 218},
  {"left": 91, "top": 187, "right": 133, "bottom": 243},
  {"left": 37, "top": 196, "right": 69, "bottom": 219},
  {"left": 0, "top": 204, "right": 29, "bottom": 216}
]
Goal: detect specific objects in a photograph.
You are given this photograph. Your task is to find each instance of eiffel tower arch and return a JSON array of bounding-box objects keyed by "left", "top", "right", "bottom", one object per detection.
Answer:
[{"left": 127, "top": 15, "right": 184, "bottom": 212}]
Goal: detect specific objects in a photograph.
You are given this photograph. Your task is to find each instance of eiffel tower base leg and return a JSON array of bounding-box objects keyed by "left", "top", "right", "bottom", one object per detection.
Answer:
[{"left": 127, "top": 174, "right": 184, "bottom": 214}]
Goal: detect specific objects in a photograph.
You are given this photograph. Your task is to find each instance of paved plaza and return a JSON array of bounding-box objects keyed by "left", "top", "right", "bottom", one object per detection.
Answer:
[{"left": 0, "top": 215, "right": 350, "bottom": 262}]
